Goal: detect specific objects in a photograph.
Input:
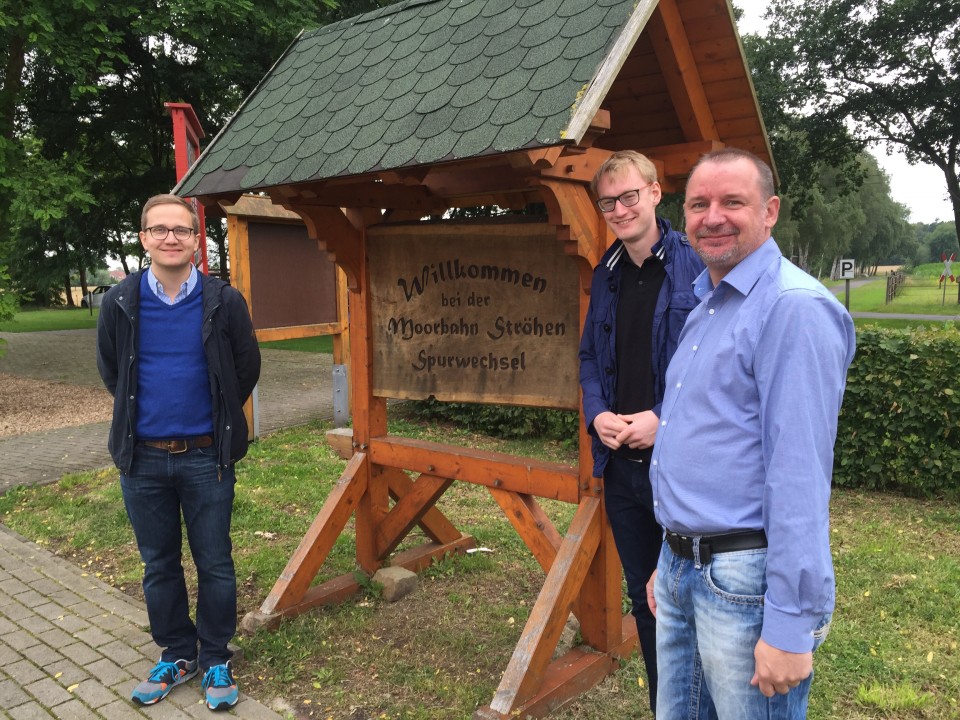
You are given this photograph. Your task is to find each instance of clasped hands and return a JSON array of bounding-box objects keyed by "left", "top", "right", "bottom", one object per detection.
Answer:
[{"left": 593, "top": 410, "right": 659, "bottom": 451}]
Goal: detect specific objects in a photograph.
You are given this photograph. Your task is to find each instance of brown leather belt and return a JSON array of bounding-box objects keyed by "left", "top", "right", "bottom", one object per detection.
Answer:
[
  {"left": 665, "top": 529, "right": 767, "bottom": 565},
  {"left": 139, "top": 435, "right": 214, "bottom": 454}
]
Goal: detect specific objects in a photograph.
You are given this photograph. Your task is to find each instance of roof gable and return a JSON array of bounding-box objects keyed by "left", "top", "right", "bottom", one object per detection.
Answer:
[
  {"left": 178, "top": 0, "right": 641, "bottom": 197},
  {"left": 177, "top": 0, "right": 774, "bottom": 201}
]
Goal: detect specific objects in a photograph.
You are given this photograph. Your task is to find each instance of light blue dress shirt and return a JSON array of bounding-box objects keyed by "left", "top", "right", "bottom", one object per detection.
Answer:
[
  {"left": 147, "top": 265, "right": 198, "bottom": 305},
  {"left": 650, "top": 237, "right": 856, "bottom": 652}
]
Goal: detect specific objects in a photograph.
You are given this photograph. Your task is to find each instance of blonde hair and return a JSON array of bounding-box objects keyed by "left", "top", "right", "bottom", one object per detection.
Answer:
[
  {"left": 591, "top": 150, "right": 659, "bottom": 196},
  {"left": 140, "top": 194, "right": 200, "bottom": 232}
]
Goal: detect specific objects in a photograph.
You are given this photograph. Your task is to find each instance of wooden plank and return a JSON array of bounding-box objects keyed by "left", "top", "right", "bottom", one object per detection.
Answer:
[
  {"left": 370, "top": 436, "right": 580, "bottom": 504},
  {"left": 709, "top": 96, "right": 763, "bottom": 122},
  {"left": 383, "top": 467, "right": 463, "bottom": 546},
  {"left": 474, "top": 621, "right": 636, "bottom": 719},
  {"left": 574, "top": 498, "right": 624, "bottom": 651},
  {"left": 254, "top": 322, "right": 343, "bottom": 342},
  {"left": 647, "top": 0, "right": 719, "bottom": 141},
  {"left": 259, "top": 452, "right": 368, "bottom": 615},
  {"left": 376, "top": 470, "right": 456, "bottom": 557},
  {"left": 487, "top": 488, "right": 562, "bottom": 572},
  {"left": 703, "top": 77, "right": 756, "bottom": 104},
  {"left": 695, "top": 57, "right": 747, "bottom": 84},
  {"left": 488, "top": 496, "right": 603, "bottom": 713},
  {"left": 325, "top": 428, "right": 354, "bottom": 459},
  {"left": 366, "top": 223, "right": 580, "bottom": 410}
]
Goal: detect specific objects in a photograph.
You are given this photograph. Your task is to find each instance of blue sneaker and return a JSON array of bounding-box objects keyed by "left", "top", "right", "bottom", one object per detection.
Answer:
[
  {"left": 202, "top": 662, "right": 239, "bottom": 711},
  {"left": 131, "top": 658, "right": 198, "bottom": 705}
]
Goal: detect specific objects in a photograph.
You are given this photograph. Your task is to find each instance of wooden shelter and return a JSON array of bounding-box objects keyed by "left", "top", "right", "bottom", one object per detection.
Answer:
[{"left": 175, "top": 0, "right": 772, "bottom": 715}]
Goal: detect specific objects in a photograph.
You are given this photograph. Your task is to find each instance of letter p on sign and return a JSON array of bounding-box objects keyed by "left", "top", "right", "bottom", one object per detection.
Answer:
[{"left": 839, "top": 259, "right": 855, "bottom": 280}]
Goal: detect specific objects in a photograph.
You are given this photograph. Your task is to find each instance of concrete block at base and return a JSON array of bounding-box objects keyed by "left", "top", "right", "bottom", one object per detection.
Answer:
[
  {"left": 372, "top": 567, "right": 418, "bottom": 602},
  {"left": 240, "top": 610, "right": 282, "bottom": 634}
]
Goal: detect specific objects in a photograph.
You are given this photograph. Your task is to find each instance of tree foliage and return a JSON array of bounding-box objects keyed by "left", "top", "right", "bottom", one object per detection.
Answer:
[
  {"left": 759, "top": 0, "right": 960, "bottom": 247},
  {"left": 2, "top": 0, "right": 388, "bottom": 305}
]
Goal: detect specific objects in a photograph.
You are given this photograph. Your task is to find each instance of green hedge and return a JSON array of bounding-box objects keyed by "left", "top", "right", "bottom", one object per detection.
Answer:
[
  {"left": 835, "top": 325, "right": 960, "bottom": 497},
  {"left": 405, "top": 326, "right": 960, "bottom": 498}
]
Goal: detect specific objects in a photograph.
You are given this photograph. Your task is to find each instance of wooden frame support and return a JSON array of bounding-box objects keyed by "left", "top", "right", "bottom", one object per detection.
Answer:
[{"left": 242, "top": 167, "right": 637, "bottom": 719}]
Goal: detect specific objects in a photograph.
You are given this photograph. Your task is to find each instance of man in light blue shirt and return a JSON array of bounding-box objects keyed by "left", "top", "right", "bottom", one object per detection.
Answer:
[{"left": 646, "top": 148, "right": 855, "bottom": 719}]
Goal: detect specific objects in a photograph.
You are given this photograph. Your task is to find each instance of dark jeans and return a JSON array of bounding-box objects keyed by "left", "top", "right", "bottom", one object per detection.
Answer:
[
  {"left": 605, "top": 454, "right": 662, "bottom": 713},
  {"left": 121, "top": 444, "right": 236, "bottom": 669}
]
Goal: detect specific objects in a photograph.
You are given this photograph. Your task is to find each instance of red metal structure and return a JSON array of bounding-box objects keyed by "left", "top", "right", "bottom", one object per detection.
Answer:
[{"left": 165, "top": 102, "right": 208, "bottom": 273}]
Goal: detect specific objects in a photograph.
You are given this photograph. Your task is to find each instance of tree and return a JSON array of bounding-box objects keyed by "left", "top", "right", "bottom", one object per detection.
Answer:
[
  {"left": 3, "top": 0, "right": 385, "bottom": 305},
  {"left": 762, "top": 0, "right": 960, "bottom": 251}
]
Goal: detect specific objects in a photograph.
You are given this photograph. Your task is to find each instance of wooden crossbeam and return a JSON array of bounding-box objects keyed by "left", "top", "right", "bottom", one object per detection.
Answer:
[
  {"left": 369, "top": 435, "right": 580, "bottom": 504},
  {"left": 376, "top": 468, "right": 457, "bottom": 556},
  {"left": 259, "top": 452, "right": 369, "bottom": 616}
]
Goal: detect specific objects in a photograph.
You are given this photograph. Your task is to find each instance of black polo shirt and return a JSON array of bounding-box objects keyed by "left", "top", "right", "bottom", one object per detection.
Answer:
[{"left": 613, "top": 252, "right": 666, "bottom": 462}]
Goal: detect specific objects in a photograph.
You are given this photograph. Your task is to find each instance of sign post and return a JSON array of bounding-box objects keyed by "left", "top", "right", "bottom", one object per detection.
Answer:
[
  {"left": 164, "top": 102, "right": 208, "bottom": 274},
  {"left": 839, "top": 258, "right": 855, "bottom": 310}
]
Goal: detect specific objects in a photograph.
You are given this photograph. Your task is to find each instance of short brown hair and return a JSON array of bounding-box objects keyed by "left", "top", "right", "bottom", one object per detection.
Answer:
[
  {"left": 140, "top": 194, "right": 200, "bottom": 232},
  {"left": 689, "top": 148, "right": 776, "bottom": 200},
  {"left": 591, "top": 150, "right": 659, "bottom": 197}
]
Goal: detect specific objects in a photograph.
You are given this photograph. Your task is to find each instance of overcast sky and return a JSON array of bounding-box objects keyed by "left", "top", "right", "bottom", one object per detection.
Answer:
[{"left": 734, "top": 0, "right": 954, "bottom": 224}]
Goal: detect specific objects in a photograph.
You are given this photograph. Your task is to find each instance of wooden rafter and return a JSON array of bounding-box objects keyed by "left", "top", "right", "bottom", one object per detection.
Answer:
[{"left": 648, "top": 0, "right": 719, "bottom": 142}]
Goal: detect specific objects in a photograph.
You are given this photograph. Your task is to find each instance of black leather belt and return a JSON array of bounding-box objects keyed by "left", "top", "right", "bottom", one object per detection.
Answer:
[
  {"left": 139, "top": 435, "right": 214, "bottom": 454},
  {"left": 665, "top": 529, "right": 767, "bottom": 564}
]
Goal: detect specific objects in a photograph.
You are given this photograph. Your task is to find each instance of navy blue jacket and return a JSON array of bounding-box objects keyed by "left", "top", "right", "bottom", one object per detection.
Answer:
[
  {"left": 579, "top": 217, "right": 704, "bottom": 479},
  {"left": 96, "top": 270, "right": 261, "bottom": 474}
]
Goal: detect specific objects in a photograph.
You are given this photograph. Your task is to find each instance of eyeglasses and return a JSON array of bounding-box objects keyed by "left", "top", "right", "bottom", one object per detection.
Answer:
[
  {"left": 596, "top": 183, "right": 653, "bottom": 213},
  {"left": 144, "top": 225, "right": 195, "bottom": 241}
]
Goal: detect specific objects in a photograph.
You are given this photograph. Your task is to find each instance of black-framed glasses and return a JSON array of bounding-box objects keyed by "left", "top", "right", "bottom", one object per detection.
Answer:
[
  {"left": 596, "top": 183, "right": 653, "bottom": 212},
  {"left": 144, "top": 225, "right": 195, "bottom": 241}
]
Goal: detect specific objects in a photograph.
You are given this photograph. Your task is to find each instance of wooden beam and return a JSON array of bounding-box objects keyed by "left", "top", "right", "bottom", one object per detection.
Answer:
[
  {"left": 280, "top": 203, "right": 363, "bottom": 289},
  {"left": 383, "top": 467, "right": 463, "bottom": 546},
  {"left": 639, "top": 139, "right": 726, "bottom": 178},
  {"left": 375, "top": 469, "right": 456, "bottom": 557},
  {"left": 487, "top": 496, "right": 603, "bottom": 713},
  {"left": 369, "top": 436, "right": 580, "bottom": 504},
  {"left": 259, "top": 452, "right": 368, "bottom": 616},
  {"left": 487, "top": 488, "right": 563, "bottom": 573},
  {"left": 254, "top": 322, "right": 342, "bottom": 342},
  {"left": 647, "top": 0, "right": 719, "bottom": 142}
]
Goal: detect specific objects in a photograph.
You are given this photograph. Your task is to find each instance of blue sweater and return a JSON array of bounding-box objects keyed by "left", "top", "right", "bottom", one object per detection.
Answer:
[{"left": 136, "top": 274, "right": 214, "bottom": 439}]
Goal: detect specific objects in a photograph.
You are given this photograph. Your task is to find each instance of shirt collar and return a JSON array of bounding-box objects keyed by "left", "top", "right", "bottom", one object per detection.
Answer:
[
  {"left": 693, "top": 236, "right": 781, "bottom": 299},
  {"left": 147, "top": 264, "right": 198, "bottom": 303}
]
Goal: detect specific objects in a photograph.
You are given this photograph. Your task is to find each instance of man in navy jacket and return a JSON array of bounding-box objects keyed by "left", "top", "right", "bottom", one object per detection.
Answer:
[
  {"left": 97, "top": 194, "right": 260, "bottom": 712},
  {"left": 579, "top": 151, "right": 703, "bottom": 713}
]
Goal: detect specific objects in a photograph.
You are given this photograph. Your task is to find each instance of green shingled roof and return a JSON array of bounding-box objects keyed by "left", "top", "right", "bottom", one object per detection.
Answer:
[{"left": 177, "top": 0, "right": 641, "bottom": 197}]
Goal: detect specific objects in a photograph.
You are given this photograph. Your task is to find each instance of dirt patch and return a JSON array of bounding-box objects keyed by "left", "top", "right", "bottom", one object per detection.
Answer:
[{"left": 0, "top": 373, "right": 113, "bottom": 437}]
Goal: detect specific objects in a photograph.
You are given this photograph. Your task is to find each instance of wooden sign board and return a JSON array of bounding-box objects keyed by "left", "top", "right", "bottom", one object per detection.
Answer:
[{"left": 368, "top": 222, "right": 579, "bottom": 409}]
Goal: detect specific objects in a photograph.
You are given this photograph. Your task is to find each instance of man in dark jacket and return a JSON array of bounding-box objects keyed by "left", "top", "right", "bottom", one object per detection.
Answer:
[
  {"left": 579, "top": 151, "right": 703, "bottom": 714},
  {"left": 97, "top": 194, "right": 260, "bottom": 711}
]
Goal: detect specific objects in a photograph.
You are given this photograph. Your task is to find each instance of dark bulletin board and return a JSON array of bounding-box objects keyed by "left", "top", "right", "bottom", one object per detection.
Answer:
[{"left": 247, "top": 222, "right": 338, "bottom": 330}]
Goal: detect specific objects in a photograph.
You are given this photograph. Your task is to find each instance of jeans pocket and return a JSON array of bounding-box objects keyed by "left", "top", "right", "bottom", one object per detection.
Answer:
[
  {"left": 812, "top": 614, "right": 832, "bottom": 650},
  {"left": 703, "top": 549, "right": 766, "bottom": 605}
]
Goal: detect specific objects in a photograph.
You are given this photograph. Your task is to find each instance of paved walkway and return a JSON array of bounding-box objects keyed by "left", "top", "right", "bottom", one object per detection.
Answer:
[
  {"left": 0, "top": 328, "right": 338, "bottom": 718},
  {"left": 0, "top": 329, "right": 335, "bottom": 492}
]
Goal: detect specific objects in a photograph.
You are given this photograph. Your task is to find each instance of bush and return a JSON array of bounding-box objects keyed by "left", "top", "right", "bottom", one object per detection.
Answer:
[
  {"left": 401, "top": 398, "right": 578, "bottom": 445},
  {"left": 835, "top": 325, "right": 960, "bottom": 497},
  {"left": 404, "top": 326, "right": 960, "bottom": 498}
]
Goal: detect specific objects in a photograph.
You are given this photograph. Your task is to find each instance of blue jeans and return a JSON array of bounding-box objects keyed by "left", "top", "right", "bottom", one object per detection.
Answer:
[
  {"left": 121, "top": 444, "right": 236, "bottom": 669},
  {"left": 654, "top": 541, "right": 830, "bottom": 720},
  {"left": 604, "top": 455, "right": 662, "bottom": 713}
]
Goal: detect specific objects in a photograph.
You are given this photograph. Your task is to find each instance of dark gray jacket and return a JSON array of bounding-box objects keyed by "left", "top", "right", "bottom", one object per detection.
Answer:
[{"left": 96, "top": 270, "right": 261, "bottom": 473}]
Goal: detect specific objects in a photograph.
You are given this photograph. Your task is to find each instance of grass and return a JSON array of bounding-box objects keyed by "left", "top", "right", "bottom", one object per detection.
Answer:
[
  {"left": 259, "top": 335, "right": 333, "bottom": 353},
  {"left": 848, "top": 275, "right": 960, "bottom": 314},
  {"left": 0, "top": 419, "right": 958, "bottom": 719},
  {"left": 0, "top": 307, "right": 99, "bottom": 332}
]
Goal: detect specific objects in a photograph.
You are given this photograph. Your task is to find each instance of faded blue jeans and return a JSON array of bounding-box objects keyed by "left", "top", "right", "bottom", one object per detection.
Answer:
[
  {"left": 121, "top": 444, "right": 236, "bottom": 669},
  {"left": 654, "top": 541, "right": 831, "bottom": 720}
]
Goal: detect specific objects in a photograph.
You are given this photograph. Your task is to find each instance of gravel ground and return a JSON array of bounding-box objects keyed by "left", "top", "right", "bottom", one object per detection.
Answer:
[{"left": 0, "top": 372, "right": 113, "bottom": 437}]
